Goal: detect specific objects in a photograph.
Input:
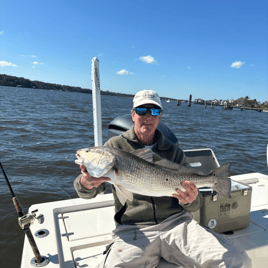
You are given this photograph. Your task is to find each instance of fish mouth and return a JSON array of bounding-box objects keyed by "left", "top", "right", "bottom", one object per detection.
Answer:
[{"left": 75, "top": 153, "right": 83, "bottom": 165}]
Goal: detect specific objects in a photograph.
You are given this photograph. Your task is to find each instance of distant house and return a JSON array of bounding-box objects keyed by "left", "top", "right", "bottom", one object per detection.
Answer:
[
  {"left": 220, "top": 100, "right": 229, "bottom": 105},
  {"left": 236, "top": 97, "right": 245, "bottom": 107},
  {"left": 194, "top": 98, "right": 205, "bottom": 104}
]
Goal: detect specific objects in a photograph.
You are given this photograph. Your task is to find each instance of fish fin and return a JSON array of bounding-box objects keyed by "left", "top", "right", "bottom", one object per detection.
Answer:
[
  {"left": 132, "top": 148, "right": 154, "bottom": 163},
  {"left": 212, "top": 163, "right": 232, "bottom": 198},
  {"left": 115, "top": 185, "right": 133, "bottom": 205},
  {"left": 114, "top": 169, "right": 119, "bottom": 186}
]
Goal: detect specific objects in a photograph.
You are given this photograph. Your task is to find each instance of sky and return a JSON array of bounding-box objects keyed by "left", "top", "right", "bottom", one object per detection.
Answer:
[{"left": 1, "top": 0, "right": 268, "bottom": 102}]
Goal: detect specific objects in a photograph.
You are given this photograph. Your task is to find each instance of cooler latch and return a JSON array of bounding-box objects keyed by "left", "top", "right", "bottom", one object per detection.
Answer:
[{"left": 243, "top": 189, "right": 248, "bottom": 196}]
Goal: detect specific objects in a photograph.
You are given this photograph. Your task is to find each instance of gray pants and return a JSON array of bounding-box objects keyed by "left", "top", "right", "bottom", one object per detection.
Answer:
[{"left": 98, "top": 211, "right": 251, "bottom": 268}]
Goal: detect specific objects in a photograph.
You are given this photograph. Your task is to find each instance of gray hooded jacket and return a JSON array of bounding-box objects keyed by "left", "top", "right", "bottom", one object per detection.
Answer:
[{"left": 74, "top": 126, "right": 203, "bottom": 225}]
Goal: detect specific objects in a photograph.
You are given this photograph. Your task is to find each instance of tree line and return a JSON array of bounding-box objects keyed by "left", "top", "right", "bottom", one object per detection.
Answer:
[{"left": 0, "top": 74, "right": 134, "bottom": 97}]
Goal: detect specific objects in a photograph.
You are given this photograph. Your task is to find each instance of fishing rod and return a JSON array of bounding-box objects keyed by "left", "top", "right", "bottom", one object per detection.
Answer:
[{"left": 0, "top": 161, "right": 48, "bottom": 266}]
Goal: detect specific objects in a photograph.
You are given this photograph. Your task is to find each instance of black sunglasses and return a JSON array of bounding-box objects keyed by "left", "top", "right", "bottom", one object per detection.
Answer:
[{"left": 135, "top": 107, "right": 162, "bottom": 116}]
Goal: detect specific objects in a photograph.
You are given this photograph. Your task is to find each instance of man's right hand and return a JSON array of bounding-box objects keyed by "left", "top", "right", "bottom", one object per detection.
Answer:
[{"left": 80, "top": 165, "right": 111, "bottom": 190}]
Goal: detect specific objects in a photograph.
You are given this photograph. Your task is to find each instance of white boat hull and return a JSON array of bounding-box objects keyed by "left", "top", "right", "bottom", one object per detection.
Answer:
[{"left": 21, "top": 172, "right": 268, "bottom": 268}]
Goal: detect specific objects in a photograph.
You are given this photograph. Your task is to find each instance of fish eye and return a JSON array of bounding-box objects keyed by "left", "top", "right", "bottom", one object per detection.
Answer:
[{"left": 165, "top": 178, "right": 169, "bottom": 181}]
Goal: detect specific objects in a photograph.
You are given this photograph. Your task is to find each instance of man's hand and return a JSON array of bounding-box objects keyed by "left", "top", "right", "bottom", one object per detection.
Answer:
[
  {"left": 80, "top": 165, "right": 111, "bottom": 190},
  {"left": 173, "top": 181, "right": 198, "bottom": 204}
]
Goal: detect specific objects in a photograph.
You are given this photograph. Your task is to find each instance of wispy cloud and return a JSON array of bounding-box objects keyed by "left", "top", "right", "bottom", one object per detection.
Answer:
[
  {"left": 231, "top": 61, "right": 244, "bottom": 69},
  {"left": 21, "top": 54, "right": 37, "bottom": 58},
  {"left": 187, "top": 66, "right": 191, "bottom": 69},
  {"left": 0, "top": 31, "right": 4, "bottom": 35},
  {"left": 0, "top": 60, "right": 17, "bottom": 67},
  {"left": 139, "top": 55, "right": 157, "bottom": 64},
  {"left": 32, "top": 61, "right": 43, "bottom": 65},
  {"left": 117, "top": 69, "right": 133, "bottom": 75}
]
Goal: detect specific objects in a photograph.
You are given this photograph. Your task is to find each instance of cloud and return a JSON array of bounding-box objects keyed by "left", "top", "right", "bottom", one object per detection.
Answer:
[
  {"left": 32, "top": 61, "right": 43, "bottom": 65},
  {"left": 21, "top": 54, "right": 37, "bottom": 58},
  {"left": 187, "top": 66, "right": 191, "bottom": 69},
  {"left": 139, "top": 55, "right": 157, "bottom": 64},
  {"left": 231, "top": 61, "right": 244, "bottom": 69},
  {"left": 0, "top": 31, "right": 4, "bottom": 35},
  {"left": 0, "top": 60, "right": 17, "bottom": 67},
  {"left": 117, "top": 69, "right": 133, "bottom": 75}
]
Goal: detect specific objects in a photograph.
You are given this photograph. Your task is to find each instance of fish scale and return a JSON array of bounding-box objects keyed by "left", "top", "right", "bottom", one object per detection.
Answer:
[{"left": 75, "top": 146, "right": 231, "bottom": 204}]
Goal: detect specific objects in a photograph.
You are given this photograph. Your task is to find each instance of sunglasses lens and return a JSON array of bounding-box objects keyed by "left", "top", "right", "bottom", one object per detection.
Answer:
[
  {"left": 135, "top": 108, "right": 147, "bottom": 116},
  {"left": 150, "top": 108, "right": 160, "bottom": 116}
]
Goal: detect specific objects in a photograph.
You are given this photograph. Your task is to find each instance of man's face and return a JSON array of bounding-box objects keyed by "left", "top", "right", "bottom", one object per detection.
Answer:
[{"left": 132, "top": 104, "right": 161, "bottom": 138}]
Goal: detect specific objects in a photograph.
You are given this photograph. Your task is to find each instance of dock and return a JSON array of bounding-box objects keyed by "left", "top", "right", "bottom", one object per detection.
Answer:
[{"left": 240, "top": 107, "right": 264, "bottom": 112}]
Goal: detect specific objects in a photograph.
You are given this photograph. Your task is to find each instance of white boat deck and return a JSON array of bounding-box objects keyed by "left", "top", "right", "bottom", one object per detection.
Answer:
[{"left": 21, "top": 172, "right": 268, "bottom": 268}]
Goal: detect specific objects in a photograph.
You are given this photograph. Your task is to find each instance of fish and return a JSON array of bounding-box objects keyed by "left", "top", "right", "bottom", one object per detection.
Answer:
[{"left": 75, "top": 146, "right": 232, "bottom": 205}]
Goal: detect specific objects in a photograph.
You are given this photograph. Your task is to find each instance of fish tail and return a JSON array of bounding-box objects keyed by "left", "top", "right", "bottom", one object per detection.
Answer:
[{"left": 212, "top": 163, "right": 232, "bottom": 198}]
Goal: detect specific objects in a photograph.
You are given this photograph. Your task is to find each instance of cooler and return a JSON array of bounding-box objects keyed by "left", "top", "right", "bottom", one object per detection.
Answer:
[
  {"left": 192, "top": 181, "right": 252, "bottom": 233},
  {"left": 184, "top": 148, "right": 252, "bottom": 233}
]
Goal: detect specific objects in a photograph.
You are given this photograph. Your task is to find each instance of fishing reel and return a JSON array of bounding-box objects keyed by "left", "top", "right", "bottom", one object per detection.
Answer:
[
  {"left": 18, "top": 209, "right": 44, "bottom": 229},
  {"left": 1, "top": 162, "right": 49, "bottom": 266}
]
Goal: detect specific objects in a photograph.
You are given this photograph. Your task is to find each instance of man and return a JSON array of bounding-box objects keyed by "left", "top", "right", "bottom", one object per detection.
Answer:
[{"left": 74, "top": 90, "right": 251, "bottom": 268}]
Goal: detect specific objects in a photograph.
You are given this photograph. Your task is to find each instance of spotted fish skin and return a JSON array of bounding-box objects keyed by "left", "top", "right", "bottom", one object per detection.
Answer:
[{"left": 75, "top": 146, "right": 231, "bottom": 202}]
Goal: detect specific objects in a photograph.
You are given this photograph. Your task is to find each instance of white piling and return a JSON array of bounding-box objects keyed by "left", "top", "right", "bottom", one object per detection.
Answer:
[{"left": 91, "top": 57, "right": 102, "bottom": 146}]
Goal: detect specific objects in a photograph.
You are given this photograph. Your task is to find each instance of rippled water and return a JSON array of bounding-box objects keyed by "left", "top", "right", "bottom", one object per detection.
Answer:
[{"left": 0, "top": 86, "right": 267, "bottom": 267}]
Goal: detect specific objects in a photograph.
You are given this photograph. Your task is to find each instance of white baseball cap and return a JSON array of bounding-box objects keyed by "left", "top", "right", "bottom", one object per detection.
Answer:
[{"left": 133, "top": 90, "right": 163, "bottom": 109}]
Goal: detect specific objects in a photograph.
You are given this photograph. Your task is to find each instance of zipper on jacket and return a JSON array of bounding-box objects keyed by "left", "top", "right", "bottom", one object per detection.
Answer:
[{"left": 151, "top": 197, "right": 158, "bottom": 224}]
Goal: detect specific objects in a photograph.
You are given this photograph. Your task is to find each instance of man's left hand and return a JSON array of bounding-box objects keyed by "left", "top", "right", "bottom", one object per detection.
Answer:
[{"left": 173, "top": 181, "right": 198, "bottom": 204}]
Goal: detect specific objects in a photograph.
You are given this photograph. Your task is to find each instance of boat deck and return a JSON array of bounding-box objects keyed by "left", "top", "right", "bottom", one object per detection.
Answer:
[{"left": 21, "top": 172, "right": 268, "bottom": 268}]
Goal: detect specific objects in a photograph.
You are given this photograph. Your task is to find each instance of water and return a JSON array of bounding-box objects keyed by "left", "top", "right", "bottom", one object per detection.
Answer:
[{"left": 0, "top": 86, "right": 267, "bottom": 267}]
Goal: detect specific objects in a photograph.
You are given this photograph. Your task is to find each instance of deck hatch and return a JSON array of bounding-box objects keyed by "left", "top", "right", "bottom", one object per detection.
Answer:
[{"left": 62, "top": 206, "right": 115, "bottom": 241}]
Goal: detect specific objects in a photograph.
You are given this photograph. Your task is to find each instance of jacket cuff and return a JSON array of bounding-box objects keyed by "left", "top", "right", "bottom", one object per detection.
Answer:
[
  {"left": 179, "top": 193, "right": 203, "bottom": 212},
  {"left": 73, "top": 174, "right": 105, "bottom": 199}
]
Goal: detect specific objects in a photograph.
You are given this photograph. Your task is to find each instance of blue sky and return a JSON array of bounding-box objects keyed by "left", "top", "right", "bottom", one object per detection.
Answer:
[{"left": 1, "top": 0, "right": 268, "bottom": 102}]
